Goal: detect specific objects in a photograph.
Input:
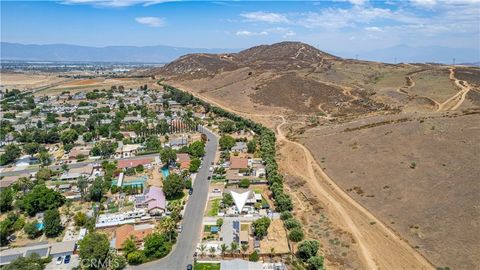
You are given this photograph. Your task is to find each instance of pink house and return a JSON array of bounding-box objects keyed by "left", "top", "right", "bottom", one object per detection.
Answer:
[{"left": 135, "top": 186, "right": 166, "bottom": 216}]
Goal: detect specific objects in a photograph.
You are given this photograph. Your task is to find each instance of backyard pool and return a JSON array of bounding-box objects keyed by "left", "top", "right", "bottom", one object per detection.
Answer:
[
  {"left": 161, "top": 166, "right": 170, "bottom": 178},
  {"left": 112, "top": 175, "right": 147, "bottom": 187},
  {"left": 36, "top": 222, "right": 44, "bottom": 231}
]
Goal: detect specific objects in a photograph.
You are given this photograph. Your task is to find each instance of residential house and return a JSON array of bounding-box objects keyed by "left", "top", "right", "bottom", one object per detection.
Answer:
[
  {"left": 176, "top": 153, "right": 191, "bottom": 170},
  {"left": 231, "top": 142, "right": 248, "bottom": 153},
  {"left": 117, "top": 157, "right": 154, "bottom": 170},
  {"left": 114, "top": 224, "right": 153, "bottom": 250},
  {"left": 135, "top": 186, "right": 167, "bottom": 216},
  {"left": 230, "top": 157, "right": 249, "bottom": 170}
]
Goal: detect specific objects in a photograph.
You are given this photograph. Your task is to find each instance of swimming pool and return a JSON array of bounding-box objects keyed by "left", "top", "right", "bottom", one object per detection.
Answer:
[
  {"left": 36, "top": 222, "right": 44, "bottom": 231},
  {"left": 111, "top": 176, "right": 147, "bottom": 187},
  {"left": 161, "top": 166, "right": 170, "bottom": 178}
]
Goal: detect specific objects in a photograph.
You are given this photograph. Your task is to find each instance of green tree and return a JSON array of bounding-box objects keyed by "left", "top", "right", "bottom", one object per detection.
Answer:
[
  {"left": 44, "top": 209, "right": 62, "bottom": 237},
  {"left": 24, "top": 221, "right": 41, "bottom": 239},
  {"left": 143, "top": 233, "right": 171, "bottom": 259},
  {"left": 188, "top": 158, "right": 201, "bottom": 173},
  {"left": 89, "top": 178, "right": 104, "bottom": 202},
  {"left": 220, "top": 243, "right": 228, "bottom": 258},
  {"left": 219, "top": 135, "right": 235, "bottom": 150},
  {"left": 280, "top": 211, "right": 293, "bottom": 221},
  {"left": 222, "top": 193, "right": 234, "bottom": 206},
  {"left": 252, "top": 217, "right": 271, "bottom": 238},
  {"left": 35, "top": 168, "right": 52, "bottom": 183},
  {"left": 188, "top": 141, "right": 205, "bottom": 158},
  {"left": 0, "top": 187, "right": 13, "bottom": 212},
  {"left": 23, "top": 142, "right": 40, "bottom": 156},
  {"left": 239, "top": 179, "right": 250, "bottom": 188},
  {"left": 21, "top": 185, "right": 65, "bottom": 216},
  {"left": 3, "top": 253, "right": 46, "bottom": 270},
  {"left": 288, "top": 227, "right": 304, "bottom": 242},
  {"left": 163, "top": 174, "right": 184, "bottom": 200},
  {"left": 247, "top": 139, "right": 256, "bottom": 153},
  {"left": 60, "top": 129, "right": 78, "bottom": 145},
  {"left": 127, "top": 250, "right": 145, "bottom": 265},
  {"left": 122, "top": 236, "right": 138, "bottom": 257},
  {"left": 74, "top": 212, "right": 87, "bottom": 226},
  {"left": 297, "top": 240, "right": 320, "bottom": 261},
  {"left": 0, "top": 144, "right": 21, "bottom": 165},
  {"left": 308, "top": 256, "right": 325, "bottom": 270},
  {"left": 79, "top": 232, "right": 110, "bottom": 270},
  {"left": 218, "top": 120, "right": 236, "bottom": 133},
  {"left": 216, "top": 218, "right": 224, "bottom": 228},
  {"left": 284, "top": 218, "right": 302, "bottom": 230},
  {"left": 249, "top": 250, "right": 260, "bottom": 262},
  {"left": 37, "top": 151, "right": 51, "bottom": 167},
  {"left": 160, "top": 147, "right": 177, "bottom": 165}
]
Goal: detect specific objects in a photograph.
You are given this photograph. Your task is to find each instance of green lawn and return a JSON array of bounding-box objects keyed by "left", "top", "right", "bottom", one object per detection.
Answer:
[
  {"left": 194, "top": 262, "right": 220, "bottom": 270},
  {"left": 207, "top": 198, "right": 221, "bottom": 217}
]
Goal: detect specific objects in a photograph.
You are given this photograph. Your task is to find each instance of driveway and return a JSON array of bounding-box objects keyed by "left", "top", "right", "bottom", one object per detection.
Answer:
[{"left": 130, "top": 127, "right": 218, "bottom": 270}]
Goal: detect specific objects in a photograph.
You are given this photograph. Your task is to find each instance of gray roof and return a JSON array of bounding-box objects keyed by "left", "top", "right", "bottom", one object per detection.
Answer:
[
  {"left": 220, "top": 259, "right": 262, "bottom": 270},
  {"left": 25, "top": 247, "right": 49, "bottom": 257}
]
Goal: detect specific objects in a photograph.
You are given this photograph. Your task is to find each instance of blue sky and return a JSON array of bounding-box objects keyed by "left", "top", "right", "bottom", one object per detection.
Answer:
[{"left": 2, "top": 0, "right": 479, "bottom": 54}]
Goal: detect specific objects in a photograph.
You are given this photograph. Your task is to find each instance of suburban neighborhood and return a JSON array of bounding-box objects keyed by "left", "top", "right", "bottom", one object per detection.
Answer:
[{"left": 0, "top": 84, "right": 314, "bottom": 270}]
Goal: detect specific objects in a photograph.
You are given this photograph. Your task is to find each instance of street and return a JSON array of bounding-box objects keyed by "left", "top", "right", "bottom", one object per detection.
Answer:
[{"left": 130, "top": 127, "right": 218, "bottom": 270}]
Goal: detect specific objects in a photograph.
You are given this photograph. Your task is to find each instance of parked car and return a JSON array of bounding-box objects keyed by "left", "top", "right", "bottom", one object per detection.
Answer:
[
  {"left": 209, "top": 166, "right": 213, "bottom": 172},
  {"left": 187, "top": 264, "right": 193, "bottom": 270},
  {"left": 177, "top": 225, "right": 183, "bottom": 233},
  {"left": 207, "top": 176, "right": 211, "bottom": 180},
  {"left": 189, "top": 188, "right": 193, "bottom": 195},
  {"left": 56, "top": 256, "right": 63, "bottom": 265},
  {"left": 64, "top": 255, "right": 71, "bottom": 264}
]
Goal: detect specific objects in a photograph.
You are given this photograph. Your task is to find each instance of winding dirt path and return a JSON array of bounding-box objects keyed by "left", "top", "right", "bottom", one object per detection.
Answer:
[
  {"left": 276, "top": 116, "right": 434, "bottom": 270},
  {"left": 437, "top": 68, "right": 472, "bottom": 111},
  {"left": 398, "top": 75, "right": 441, "bottom": 110},
  {"left": 165, "top": 84, "right": 434, "bottom": 269}
]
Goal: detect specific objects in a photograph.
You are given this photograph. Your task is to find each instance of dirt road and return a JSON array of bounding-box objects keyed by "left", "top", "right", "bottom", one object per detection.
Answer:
[
  {"left": 276, "top": 116, "right": 434, "bottom": 270},
  {"left": 164, "top": 84, "right": 434, "bottom": 269},
  {"left": 437, "top": 67, "right": 472, "bottom": 111}
]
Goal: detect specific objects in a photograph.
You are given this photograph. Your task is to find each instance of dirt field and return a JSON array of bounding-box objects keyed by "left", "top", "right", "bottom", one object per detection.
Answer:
[
  {"left": 259, "top": 219, "right": 290, "bottom": 254},
  {"left": 298, "top": 111, "right": 480, "bottom": 269},
  {"left": 0, "top": 72, "right": 68, "bottom": 90}
]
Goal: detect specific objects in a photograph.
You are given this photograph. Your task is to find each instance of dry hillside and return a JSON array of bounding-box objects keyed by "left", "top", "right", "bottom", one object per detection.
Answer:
[{"left": 153, "top": 41, "right": 480, "bottom": 269}]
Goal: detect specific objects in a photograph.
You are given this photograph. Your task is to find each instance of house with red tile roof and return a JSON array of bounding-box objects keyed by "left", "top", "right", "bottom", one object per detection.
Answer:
[
  {"left": 117, "top": 157, "right": 153, "bottom": 169},
  {"left": 115, "top": 224, "right": 153, "bottom": 250},
  {"left": 230, "top": 157, "right": 248, "bottom": 169}
]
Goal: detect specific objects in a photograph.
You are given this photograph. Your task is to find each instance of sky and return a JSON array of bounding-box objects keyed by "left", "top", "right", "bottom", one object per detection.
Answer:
[{"left": 1, "top": 0, "right": 480, "bottom": 55}]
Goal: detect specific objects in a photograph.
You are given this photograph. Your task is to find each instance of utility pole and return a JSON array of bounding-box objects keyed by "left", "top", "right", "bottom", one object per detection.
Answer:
[
  {"left": 452, "top": 58, "right": 456, "bottom": 66},
  {"left": 355, "top": 54, "right": 358, "bottom": 60}
]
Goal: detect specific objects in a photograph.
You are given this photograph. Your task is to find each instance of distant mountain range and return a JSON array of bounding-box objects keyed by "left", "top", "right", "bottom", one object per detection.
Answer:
[
  {"left": 0, "top": 42, "right": 239, "bottom": 63},
  {"left": 333, "top": 44, "right": 479, "bottom": 65},
  {"left": 1, "top": 42, "right": 478, "bottom": 65}
]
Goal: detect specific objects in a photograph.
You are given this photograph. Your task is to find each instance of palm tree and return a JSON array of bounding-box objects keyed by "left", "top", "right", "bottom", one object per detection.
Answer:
[
  {"left": 241, "top": 243, "right": 249, "bottom": 258},
  {"left": 198, "top": 244, "right": 206, "bottom": 259},
  {"left": 209, "top": 246, "right": 216, "bottom": 257},
  {"left": 220, "top": 243, "right": 228, "bottom": 258},
  {"left": 77, "top": 176, "right": 88, "bottom": 199},
  {"left": 230, "top": 241, "right": 239, "bottom": 256},
  {"left": 159, "top": 217, "right": 176, "bottom": 242}
]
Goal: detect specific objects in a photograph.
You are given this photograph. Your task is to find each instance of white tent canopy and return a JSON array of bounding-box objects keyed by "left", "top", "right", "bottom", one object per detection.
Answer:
[{"left": 230, "top": 190, "right": 250, "bottom": 213}]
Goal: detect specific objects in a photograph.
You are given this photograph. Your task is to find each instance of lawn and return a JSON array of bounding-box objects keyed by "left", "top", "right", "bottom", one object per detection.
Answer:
[
  {"left": 194, "top": 262, "right": 220, "bottom": 270},
  {"left": 207, "top": 198, "right": 221, "bottom": 217}
]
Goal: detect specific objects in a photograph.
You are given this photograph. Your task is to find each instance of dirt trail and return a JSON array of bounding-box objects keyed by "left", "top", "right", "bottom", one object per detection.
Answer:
[
  {"left": 276, "top": 116, "right": 434, "bottom": 270},
  {"left": 437, "top": 68, "right": 472, "bottom": 111},
  {"left": 398, "top": 75, "right": 440, "bottom": 110}
]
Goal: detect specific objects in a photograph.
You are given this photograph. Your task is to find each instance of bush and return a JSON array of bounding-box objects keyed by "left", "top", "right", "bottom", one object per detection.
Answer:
[
  {"left": 252, "top": 217, "right": 271, "bottom": 238},
  {"left": 249, "top": 250, "right": 259, "bottom": 262},
  {"left": 297, "top": 240, "right": 320, "bottom": 261},
  {"left": 288, "top": 228, "right": 304, "bottom": 242},
  {"left": 127, "top": 251, "right": 146, "bottom": 265},
  {"left": 24, "top": 221, "right": 41, "bottom": 239},
  {"left": 284, "top": 218, "right": 302, "bottom": 230},
  {"left": 74, "top": 212, "right": 87, "bottom": 226},
  {"left": 308, "top": 256, "right": 325, "bottom": 270},
  {"left": 238, "top": 179, "right": 250, "bottom": 188},
  {"left": 280, "top": 211, "right": 293, "bottom": 221}
]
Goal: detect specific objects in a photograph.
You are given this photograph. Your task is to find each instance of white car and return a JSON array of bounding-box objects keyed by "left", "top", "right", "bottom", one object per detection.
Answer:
[{"left": 56, "top": 256, "right": 63, "bottom": 265}]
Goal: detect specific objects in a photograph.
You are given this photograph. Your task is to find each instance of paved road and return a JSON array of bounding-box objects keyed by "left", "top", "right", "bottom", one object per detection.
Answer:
[
  {"left": 0, "top": 153, "right": 160, "bottom": 177},
  {"left": 130, "top": 127, "right": 218, "bottom": 270}
]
